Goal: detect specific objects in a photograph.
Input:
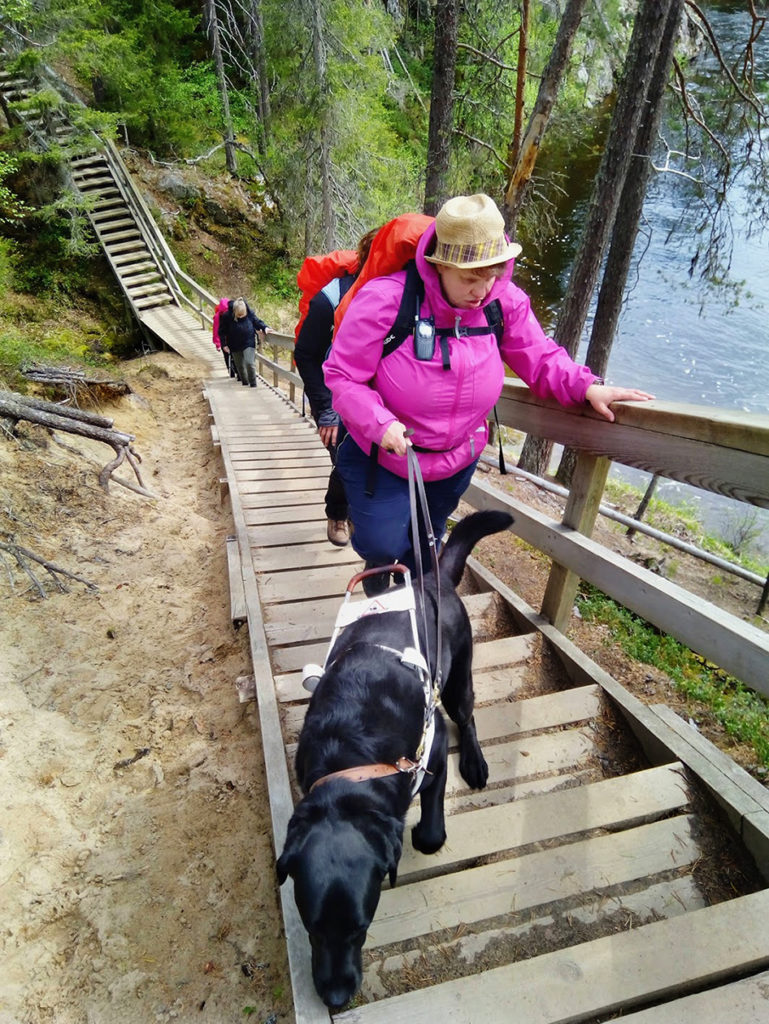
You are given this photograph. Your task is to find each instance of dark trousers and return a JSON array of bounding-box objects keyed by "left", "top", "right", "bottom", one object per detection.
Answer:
[
  {"left": 335, "top": 433, "right": 478, "bottom": 572},
  {"left": 222, "top": 349, "right": 239, "bottom": 379},
  {"left": 325, "top": 455, "right": 348, "bottom": 521}
]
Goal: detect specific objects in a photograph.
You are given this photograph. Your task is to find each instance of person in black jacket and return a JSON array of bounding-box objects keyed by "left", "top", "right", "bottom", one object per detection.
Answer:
[
  {"left": 294, "top": 230, "right": 376, "bottom": 546},
  {"left": 219, "top": 297, "right": 269, "bottom": 388}
]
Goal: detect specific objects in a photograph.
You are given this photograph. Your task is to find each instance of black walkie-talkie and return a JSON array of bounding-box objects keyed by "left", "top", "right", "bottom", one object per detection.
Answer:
[{"left": 413, "top": 317, "right": 436, "bottom": 360}]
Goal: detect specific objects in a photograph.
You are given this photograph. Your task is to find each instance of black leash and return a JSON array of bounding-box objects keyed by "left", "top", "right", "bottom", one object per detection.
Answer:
[{"left": 405, "top": 438, "right": 442, "bottom": 690}]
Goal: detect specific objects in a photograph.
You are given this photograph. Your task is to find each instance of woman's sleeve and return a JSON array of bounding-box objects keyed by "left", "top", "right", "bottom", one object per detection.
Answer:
[
  {"left": 499, "top": 286, "right": 596, "bottom": 406},
  {"left": 323, "top": 279, "right": 404, "bottom": 448}
]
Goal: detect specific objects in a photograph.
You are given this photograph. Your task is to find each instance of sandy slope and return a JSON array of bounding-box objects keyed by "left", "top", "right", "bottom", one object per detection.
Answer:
[{"left": 0, "top": 353, "right": 292, "bottom": 1024}]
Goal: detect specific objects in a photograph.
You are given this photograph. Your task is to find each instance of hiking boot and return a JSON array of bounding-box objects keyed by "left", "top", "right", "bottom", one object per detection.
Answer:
[
  {"left": 327, "top": 518, "right": 350, "bottom": 547},
  {"left": 362, "top": 562, "right": 390, "bottom": 597}
]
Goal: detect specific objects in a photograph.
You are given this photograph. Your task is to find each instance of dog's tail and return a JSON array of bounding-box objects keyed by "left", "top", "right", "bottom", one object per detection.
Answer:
[{"left": 439, "top": 510, "right": 514, "bottom": 587}]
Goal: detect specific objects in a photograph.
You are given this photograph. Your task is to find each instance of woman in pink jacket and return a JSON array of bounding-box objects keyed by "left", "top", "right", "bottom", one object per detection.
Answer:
[{"left": 324, "top": 194, "right": 653, "bottom": 596}]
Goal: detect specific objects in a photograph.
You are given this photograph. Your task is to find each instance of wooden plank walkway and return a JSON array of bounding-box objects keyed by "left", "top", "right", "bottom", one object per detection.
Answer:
[{"left": 203, "top": 371, "right": 769, "bottom": 1024}]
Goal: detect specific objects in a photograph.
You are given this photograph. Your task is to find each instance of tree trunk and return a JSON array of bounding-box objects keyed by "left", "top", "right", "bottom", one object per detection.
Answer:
[
  {"left": 555, "top": 0, "right": 683, "bottom": 486},
  {"left": 503, "top": 0, "right": 589, "bottom": 234},
  {"left": 424, "top": 0, "right": 458, "bottom": 215},
  {"left": 205, "top": 0, "right": 238, "bottom": 175},
  {"left": 509, "top": 0, "right": 530, "bottom": 175},
  {"left": 245, "top": 0, "right": 271, "bottom": 152},
  {"left": 518, "top": 0, "right": 676, "bottom": 477},
  {"left": 307, "top": 0, "right": 335, "bottom": 248}
]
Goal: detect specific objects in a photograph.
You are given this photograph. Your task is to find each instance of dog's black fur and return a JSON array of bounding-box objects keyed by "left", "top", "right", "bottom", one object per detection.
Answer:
[{"left": 276, "top": 510, "right": 513, "bottom": 1009}]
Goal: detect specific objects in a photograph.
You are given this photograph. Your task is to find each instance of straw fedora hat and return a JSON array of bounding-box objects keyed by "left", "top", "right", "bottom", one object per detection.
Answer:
[{"left": 424, "top": 193, "right": 522, "bottom": 269}]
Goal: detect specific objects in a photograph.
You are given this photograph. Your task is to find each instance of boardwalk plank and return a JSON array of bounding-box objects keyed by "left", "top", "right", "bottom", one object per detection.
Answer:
[
  {"left": 240, "top": 489, "right": 327, "bottom": 510},
  {"left": 368, "top": 814, "right": 699, "bottom": 947},
  {"left": 253, "top": 542, "right": 360, "bottom": 572},
  {"left": 237, "top": 477, "right": 329, "bottom": 495},
  {"left": 335, "top": 890, "right": 769, "bottom": 1024},
  {"left": 244, "top": 504, "right": 326, "bottom": 527},
  {"left": 235, "top": 466, "right": 334, "bottom": 482},
  {"left": 248, "top": 520, "right": 335, "bottom": 547}
]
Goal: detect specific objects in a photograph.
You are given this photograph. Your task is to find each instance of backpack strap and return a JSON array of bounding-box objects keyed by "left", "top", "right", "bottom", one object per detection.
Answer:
[
  {"left": 382, "top": 261, "right": 504, "bottom": 362},
  {"left": 383, "top": 260, "right": 423, "bottom": 357}
]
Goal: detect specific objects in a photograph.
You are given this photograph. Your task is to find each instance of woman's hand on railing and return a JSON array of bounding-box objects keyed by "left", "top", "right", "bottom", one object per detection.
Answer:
[{"left": 585, "top": 383, "right": 656, "bottom": 422}]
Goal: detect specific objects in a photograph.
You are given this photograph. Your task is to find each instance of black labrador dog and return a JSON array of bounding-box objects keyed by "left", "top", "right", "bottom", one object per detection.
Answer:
[{"left": 276, "top": 509, "right": 513, "bottom": 1009}]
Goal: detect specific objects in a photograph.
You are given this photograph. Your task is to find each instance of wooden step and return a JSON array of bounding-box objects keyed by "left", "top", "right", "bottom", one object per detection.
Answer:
[
  {"left": 399, "top": 760, "right": 688, "bottom": 879},
  {"left": 112, "top": 250, "right": 152, "bottom": 267},
  {"left": 100, "top": 229, "right": 142, "bottom": 243},
  {"left": 612, "top": 969, "right": 769, "bottom": 1022},
  {"left": 134, "top": 295, "right": 173, "bottom": 310},
  {"left": 127, "top": 282, "right": 169, "bottom": 298},
  {"left": 120, "top": 271, "right": 162, "bottom": 287},
  {"left": 106, "top": 240, "right": 147, "bottom": 255},
  {"left": 75, "top": 175, "right": 115, "bottom": 190},
  {"left": 370, "top": 813, "right": 701, "bottom": 948},
  {"left": 335, "top": 889, "right": 769, "bottom": 1024},
  {"left": 91, "top": 214, "right": 135, "bottom": 230}
]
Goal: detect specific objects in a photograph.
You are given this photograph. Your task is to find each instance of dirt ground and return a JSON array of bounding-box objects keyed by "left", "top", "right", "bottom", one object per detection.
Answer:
[
  {"left": 1, "top": 354, "right": 292, "bottom": 1024},
  {"left": 1, "top": 352, "right": 766, "bottom": 1024}
]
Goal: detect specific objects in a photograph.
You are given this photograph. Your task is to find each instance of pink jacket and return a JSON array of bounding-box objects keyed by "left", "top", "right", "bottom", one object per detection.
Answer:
[
  {"left": 324, "top": 223, "right": 597, "bottom": 482},
  {"left": 212, "top": 297, "right": 230, "bottom": 350}
]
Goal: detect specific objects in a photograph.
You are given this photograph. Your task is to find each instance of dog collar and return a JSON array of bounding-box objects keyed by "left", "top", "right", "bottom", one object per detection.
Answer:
[{"left": 309, "top": 757, "right": 422, "bottom": 792}]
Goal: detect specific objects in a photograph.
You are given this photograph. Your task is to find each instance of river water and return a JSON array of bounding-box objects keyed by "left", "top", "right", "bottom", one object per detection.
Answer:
[{"left": 519, "top": 0, "right": 769, "bottom": 558}]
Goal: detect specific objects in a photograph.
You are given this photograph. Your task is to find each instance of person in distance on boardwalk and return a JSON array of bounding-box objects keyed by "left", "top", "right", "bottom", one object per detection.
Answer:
[
  {"left": 324, "top": 193, "right": 654, "bottom": 596},
  {"left": 212, "top": 296, "right": 241, "bottom": 380},
  {"left": 294, "top": 230, "right": 377, "bottom": 547},
  {"left": 218, "top": 297, "right": 270, "bottom": 388}
]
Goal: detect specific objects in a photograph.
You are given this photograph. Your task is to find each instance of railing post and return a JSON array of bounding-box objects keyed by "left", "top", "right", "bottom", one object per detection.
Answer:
[{"left": 541, "top": 452, "right": 610, "bottom": 633}]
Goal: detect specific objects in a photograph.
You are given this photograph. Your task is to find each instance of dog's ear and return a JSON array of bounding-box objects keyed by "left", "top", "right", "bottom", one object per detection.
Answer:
[
  {"left": 364, "top": 811, "right": 403, "bottom": 888},
  {"left": 276, "top": 810, "right": 309, "bottom": 884},
  {"left": 276, "top": 848, "right": 293, "bottom": 885}
]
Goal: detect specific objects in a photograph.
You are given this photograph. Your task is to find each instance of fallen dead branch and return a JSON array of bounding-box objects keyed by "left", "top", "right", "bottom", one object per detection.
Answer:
[
  {"left": 0, "top": 540, "right": 98, "bottom": 599},
  {"left": 0, "top": 390, "right": 152, "bottom": 496},
  {"left": 21, "top": 365, "right": 132, "bottom": 404}
]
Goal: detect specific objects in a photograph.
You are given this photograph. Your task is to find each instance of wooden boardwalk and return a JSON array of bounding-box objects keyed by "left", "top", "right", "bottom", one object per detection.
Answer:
[{"left": 204, "top": 370, "right": 769, "bottom": 1024}]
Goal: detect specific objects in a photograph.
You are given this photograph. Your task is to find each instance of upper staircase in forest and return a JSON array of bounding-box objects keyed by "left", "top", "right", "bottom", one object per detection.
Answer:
[{"left": 0, "top": 63, "right": 220, "bottom": 357}]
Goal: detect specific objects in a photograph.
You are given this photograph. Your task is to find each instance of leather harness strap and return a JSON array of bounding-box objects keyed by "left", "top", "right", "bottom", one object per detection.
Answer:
[{"left": 309, "top": 757, "right": 421, "bottom": 792}]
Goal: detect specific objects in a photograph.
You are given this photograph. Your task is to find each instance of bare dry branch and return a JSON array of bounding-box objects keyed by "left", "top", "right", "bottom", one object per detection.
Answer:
[{"left": 0, "top": 540, "right": 98, "bottom": 598}]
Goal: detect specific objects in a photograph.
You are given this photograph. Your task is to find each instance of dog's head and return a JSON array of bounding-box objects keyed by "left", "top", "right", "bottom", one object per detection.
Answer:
[{"left": 276, "top": 795, "right": 403, "bottom": 1009}]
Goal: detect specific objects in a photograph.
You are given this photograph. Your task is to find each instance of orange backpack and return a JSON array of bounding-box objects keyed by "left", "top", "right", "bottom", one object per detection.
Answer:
[
  {"left": 294, "top": 249, "right": 359, "bottom": 342},
  {"left": 333, "top": 213, "right": 434, "bottom": 333}
]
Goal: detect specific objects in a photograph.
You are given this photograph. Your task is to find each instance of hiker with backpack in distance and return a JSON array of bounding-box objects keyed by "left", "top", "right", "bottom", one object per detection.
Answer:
[
  {"left": 294, "top": 229, "right": 377, "bottom": 547},
  {"left": 218, "top": 296, "right": 271, "bottom": 388},
  {"left": 324, "top": 193, "right": 654, "bottom": 597},
  {"left": 212, "top": 297, "right": 240, "bottom": 380}
]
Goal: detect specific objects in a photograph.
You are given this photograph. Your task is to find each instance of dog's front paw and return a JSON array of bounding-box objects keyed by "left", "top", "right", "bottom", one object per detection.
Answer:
[
  {"left": 411, "top": 821, "right": 446, "bottom": 855},
  {"left": 460, "top": 748, "right": 489, "bottom": 790}
]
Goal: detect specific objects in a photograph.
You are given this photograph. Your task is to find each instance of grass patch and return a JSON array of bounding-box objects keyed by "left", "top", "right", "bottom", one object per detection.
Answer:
[{"left": 576, "top": 583, "right": 769, "bottom": 773}]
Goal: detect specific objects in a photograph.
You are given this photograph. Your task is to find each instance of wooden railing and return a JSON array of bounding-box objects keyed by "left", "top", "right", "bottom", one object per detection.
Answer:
[
  {"left": 99, "top": 138, "right": 220, "bottom": 323},
  {"left": 254, "top": 350, "right": 769, "bottom": 696}
]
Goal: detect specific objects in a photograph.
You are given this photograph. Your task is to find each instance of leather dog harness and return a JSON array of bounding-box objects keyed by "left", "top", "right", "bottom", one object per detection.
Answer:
[
  {"left": 308, "top": 640, "right": 439, "bottom": 797},
  {"left": 303, "top": 447, "right": 443, "bottom": 799}
]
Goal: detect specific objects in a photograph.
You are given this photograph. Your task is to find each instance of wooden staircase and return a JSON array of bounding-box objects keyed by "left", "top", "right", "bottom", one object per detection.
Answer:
[
  {"left": 206, "top": 377, "right": 769, "bottom": 1024},
  {"left": 0, "top": 65, "right": 175, "bottom": 322},
  {"left": 68, "top": 151, "right": 175, "bottom": 314}
]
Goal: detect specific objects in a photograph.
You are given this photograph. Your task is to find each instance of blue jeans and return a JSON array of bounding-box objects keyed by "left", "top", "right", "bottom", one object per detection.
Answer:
[{"left": 335, "top": 433, "right": 478, "bottom": 572}]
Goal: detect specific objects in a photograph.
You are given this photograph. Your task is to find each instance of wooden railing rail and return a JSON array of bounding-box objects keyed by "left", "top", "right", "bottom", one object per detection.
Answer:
[{"left": 489, "top": 380, "right": 769, "bottom": 690}]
